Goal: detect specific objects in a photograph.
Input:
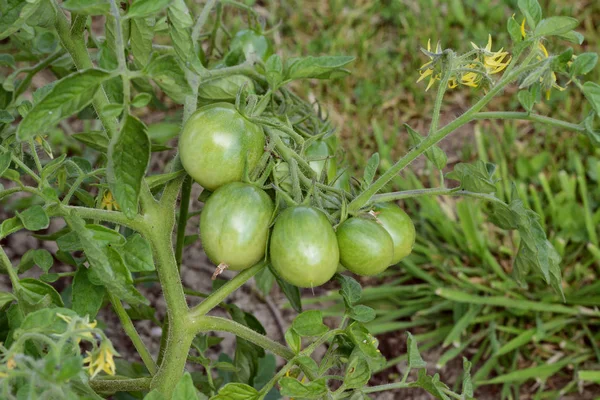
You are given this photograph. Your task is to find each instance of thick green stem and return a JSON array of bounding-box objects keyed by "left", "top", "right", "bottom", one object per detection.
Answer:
[
  {"left": 89, "top": 377, "right": 152, "bottom": 394},
  {"left": 108, "top": 293, "right": 158, "bottom": 375},
  {"left": 109, "top": 0, "right": 130, "bottom": 112},
  {"left": 473, "top": 112, "right": 585, "bottom": 132},
  {"left": 189, "top": 315, "right": 295, "bottom": 360},
  {"left": 175, "top": 176, "right": 192, "bottom": 269},
  {"left": 189, "top": 262, "right": 266, "bottom": 317}
]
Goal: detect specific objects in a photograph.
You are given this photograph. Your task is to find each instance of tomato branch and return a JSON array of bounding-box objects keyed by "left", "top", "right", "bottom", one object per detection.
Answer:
[{"left": 473, "top": 112, "right": 585, "bottom": 132}]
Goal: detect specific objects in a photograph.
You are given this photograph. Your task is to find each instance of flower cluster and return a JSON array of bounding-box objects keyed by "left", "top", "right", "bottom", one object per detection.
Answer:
[{"left": 418, "top": 35, "right": 511, "bottom": 91}]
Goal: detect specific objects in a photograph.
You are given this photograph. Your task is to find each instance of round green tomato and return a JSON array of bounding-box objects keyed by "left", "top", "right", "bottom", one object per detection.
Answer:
[
  {"left": 198, "top": 75, "right": 255, "bottom": 103},
  {"left": 306, "top": 140, "right": 337, "bottom": 183},
  {"left": 200, "top": 182, "right": 274, "bottom": 271},
  {"left": 179, "top": 103, "right": 264, "bottom": 191},
  {"left": 336, "top": 217, "right": 394, "bottom": 276},
  {"left": 225, "top": 29, "right": 273, "bottom": 66},
  {"left": 270, "top": 207, "right": 339, "bottom": 288},
  {"left": 373, "top": 203, "right": 416, "bottom": 265}
]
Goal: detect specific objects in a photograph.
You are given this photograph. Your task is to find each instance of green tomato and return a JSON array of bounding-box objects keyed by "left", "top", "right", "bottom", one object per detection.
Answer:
[
  {"left": 200, "top": 182, "right": 274, "bottom": 271},
  {"left": 179, "top": 103, "right": 264, "bottom": 191},
  {"left": 198, "top": 75, "right": 255, "bottom": 103},
  {"left": 306, "top": 140, "right": 337, "bottom": 183},
  {"left": 373, "top": 203, "right": 416, "bottom": 265},
  {"left": 270, "top": 206, "right": 339, "bottom": 288},
  {"left": 336, "top": 217, "right": 394, "bottom": 276},
  {"left": 225, "top": 29, "right": 273, "bottom": 66}
]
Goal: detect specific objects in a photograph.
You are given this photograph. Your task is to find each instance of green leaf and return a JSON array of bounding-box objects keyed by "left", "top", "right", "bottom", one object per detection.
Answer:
[
  {"left": 102, "top": 103, "right": 124, "bottom": 119},
  {"left": 172, "top": 372, "right": 198, "bottom": 400},
  {"left": 407, "top": 332, "right": 427, "bottom": 369},
  {"left": 518, "top": 0, "right": 542, "bottom": 29},
  {"left": 0, "top": 150, "right": 13, "bottom": 177},
  {"left": 0, "top": 291, "right": 16, "bottom": 309},
  {"left": 15, "top": 307, "right": 77, "bottom": 336},
  {"left": 462, "top": 358, "right": 474, "bottom": 398},
  {"left": 409, "top": 369, "right": 450, "bottom": 400},
  {"left": 285, "top": 56, "right": 354, "bottom": 80},
  {"left": 167, "top": 0, "right": 205, "bottom": 75},
  {"left": 16, "top": 69, "right": 111, "bottom": 140},
  {"left": 557, "top": 30, "right": 584, "bottom": 44},
  {"left": 145, "top": 54, "right": 192, "bottom": 103},
  {"left": 0, "top": 0, "right": 42, "bottom": 40},
  {"left": 72, "top": 131, "right": 109, "bottom": 152},
  {"left": 67, "top": 214, "right": 147, "bottom": 305},
  {"left": 349, "top": 305, "right": 375, "bottom": 323},
  {"left": 130, "top": 17, "right": 154, "bottom": 67},
  {"left": 265, "top": 54, "right": 284, "bottom": 89},
  {"left": 583, "top": 114, "right": 600, "bottom": 146},
  {"left": 517, "top": 90, "right": 534, "bottom": 112},
  {"left": 132, "top": 92, "right": 152, "bottom": 108},
  {"left": 226, "top": 304, "right": 265, "bottom": 385},
  {"left": 61, "top": 0, "right": 110, "bottom": 15},
  {"left": 336, "top": 274, "right": 362, "bottom": 305},
  {"left": 583, "top": 82, "right": 600, "bottom": 115},
  {"left": 18, "top": 249, "right": 53, "bottom": 273},
  {"left": 269, "top": 264, "right": 302, "bottom": 313},
  {"left": 570, "top": 53, "right": 598, "bottom": 77},
  {"left": 118, "top": 233, "right": 155, "bottom": 272},
  {"left": 347, "top": 324, "right": 386, "bottom": 370},
  {"left": 578, "top": 370, "right": 600, "bottom": 384},
  {"left": 107, "top": 114, "right": 150, "bottom": 218},
  {"left": 18, "top": 278, "right": 64, "bottom": 313},
  {"left": 344, "top": 351, "right": 371, "bottom": 389},
  {"left": 57, "top": 224, "right": 126, "bottom": 252},
  {"left": 16, "top": 205, "right": 49, "bottom": 231},
  {"left": 72, "top": 267, "right": 105, "bottom": 319},
  {"left": 295, "top": 355, "right": 319, "bottom": 374},
  {"left": 534, "top": 16, "right": 578, "bottom": 37},
  {"left": 127, "top": 0, "right": 171, "bottom": 19},
  {"left": 292, "top": 310, "right": 328, "bottom": 337},
  {"left": 212, "top": 382, "right": 259, "bottom": 400},
  {"left": 446, "top": 160, "right": 498, "bottom": 194},
  {"left": 363, "top": 152, "right": 379, "bottom": 187},
  {"left": 0, "top": 216, "right": 24, "bottom": 238},
  {"left": 0, "top": 109, "right": 14, "bottom": 123},
  {"left": 284, "top": 328, "right": 302, "bottom": 354},
  {"left": 278, "top": 377, "right": 328, "bottom": 399},
  {"left": 0, "top": 54, "right": 16, "bottom": 68}
]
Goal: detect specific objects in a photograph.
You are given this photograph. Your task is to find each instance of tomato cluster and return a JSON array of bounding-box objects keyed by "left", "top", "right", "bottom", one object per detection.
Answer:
[{"left": 180, "top": 32, "right": 415, "bottom": 288}]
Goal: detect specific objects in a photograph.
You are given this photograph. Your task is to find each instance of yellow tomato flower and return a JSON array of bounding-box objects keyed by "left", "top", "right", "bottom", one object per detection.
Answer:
[
  {"left": 101, "top": 191, "right": 120, "bottom": 211},
  {"left": 56, "top": 313, "right": 98, "bottom": 343},
  {"left": 417, "top": 39, "right": 451, "bottom": 91},
  {"left": 470, "top": 34, "right": 511, "bottom": 75},
  {"left": 520, "top": 18, "right": 527, "bottom": 39},
  {"left": 84, "top": 343, "right": 117, "bottom": 378}
]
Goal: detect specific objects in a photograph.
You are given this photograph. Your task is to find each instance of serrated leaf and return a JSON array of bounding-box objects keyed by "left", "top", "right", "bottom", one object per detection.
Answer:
[
  {"left": 517, "top": 90, "right": 534, "bottom": 112},
  {"left": 285, "top": 56, "right": 354, "bottom": 80},
  {"left": 278, "top": 377, "right": 328, "bottom": 399},
  {"left": 462, "top": 358, "right": 474, "bottom": 398},
  {"left": 518, "top": 0, "right": 542, "bottom": 29},
  {"left": 0, "top": 110, "right": 14, "bottom": 123},
  {"left": 211, "top": 382, "right": 259, "bottom": 400},
  {"left": 17, "top": 69, "right": 111, "bottom": 140},
  {"left": 0, "top": 0, "right": 42, "bottom": 40},
  {"left": 284, "top": 328, "right": 302, "bottom": 354},
  {"left": 172, "top": 372, "right": 198, "bottom": 400},
  {"left": 345, "top": 351, "right": 371, "bottom": 389},
  {"left": 446, "top": 160, "right": 498, "bottom": 194},
  {"left": 167, "top": 0, "right": 204, "bottom": 75},
  {"left": 336, "top": 274, "right": 362, "bottom": 305},
  {"left": 292, "top": 310, "right": 329, "bottom": 337},
  {"left": 265, "top": 54, "right": 283, "bottom": 89},
  {"left": 534, "top": 16, "right": 578, "bottom": 38},
  {"left": 558, "top": 30, "right": 584, "bottom": 44},
  {"left": 107, "top": 114, "right": 150, "bottom": 218},
  {"left": 407, "top": 332, "right": 427, "bottom": 369},
  {"left": 349, "top": 305, "right": 376, "bottom": 323},
  {"left": 118, "top": 233, "right": 155, "bottom": 271},
  {"left": 409, "top": 369, "right": 450, "bottom": 400},
  {"left": 405, "top": 124, "right": 447, "bottom": 170},
  {"left": 72, "top": 131, "right": 109, "bottom": 152},
  {"left": 127, "top": 0, "right": 171, "bottom": 19},
  {"left": 146, "top": 54, "right": 192, "bottom": 103},
  {"left": 132, "top": 92, "right": 152, "bottom": 107},
  {"left": 0, "top": 151, "right": 12, "bottom": 176},
  {"left": 0, "top": 292, "right": 16, "bottom": 309}
]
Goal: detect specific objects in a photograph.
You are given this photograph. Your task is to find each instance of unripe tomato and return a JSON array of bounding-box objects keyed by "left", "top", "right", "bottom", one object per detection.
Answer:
[
  {"left": 200, "top": 182, "right": 274, "bottom": 270},
  {"left": 198, "top": 75, "right": 255, "bottom": 103},
  {"left": 179, "top": 103, "right": 264, "bottom": 191},
  {"left": 270, "top": 207, "right": 339, "bottom": 288},
  {"left": 336, "top": 217, "right": 394, "bottom": 276},
  {"left": 373, "top": 203, "right": 416, "bottom": 265},
  {"left": 306, "top": 140, "right": 337, "bottom": 183},
  {"left": 225, "top": 29, "right": 273, "bottom": 66}
]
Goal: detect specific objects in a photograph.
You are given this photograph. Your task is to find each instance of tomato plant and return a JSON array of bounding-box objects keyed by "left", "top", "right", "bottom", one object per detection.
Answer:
[{"left": 0, "top": 0, "right": 598, "bottom": 399}]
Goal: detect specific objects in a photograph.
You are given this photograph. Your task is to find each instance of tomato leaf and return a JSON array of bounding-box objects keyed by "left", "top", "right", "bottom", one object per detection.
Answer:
[
  {"left": 518, "top": 0, "right": 542, "bottom": 29},
  {"left": 348, "top": 305, "right": 375, "bottom": 323},
  {"left": 292, "top": 310, "right": 328, "bottom": 337},
  {"left": 446, "top": 160, "right": 498, "bottom": 194},
  {"left": 16, "top": 205, "right": 50, "bottom": 231},
  {"left": 118, "top": 233, "right": 155, "bottom": 272},
  {"left": 409, "top": 369, "right": 451, "bottom": 400},
  {"left": 126, "top": 0, "right": 171, "bottom": 19},
  {"left": 534, "top": 16, "right": 578, "bottom": 38},
  {"left": 284, "top": 328, "right": 301, "bottom": 354},
  {"left": 212, "top": 382, "right": 259, "bottom": 400},
  {"left": 145, "top": 54, "right": 192, "bottom": 103},
  {"left": 0, "top": 291, "right": 16, "bottom": 310},
  {"left": 344, "top": 352, "right": 371, "bottom": 389},
  {"left": 405, "top": 124, "right": 447, "bottom": 170},
  {"left": 362, "top": 152, "right": 379, "bottom": 188},
  {"left": 285, "top": 55, "right": 354, "bottom": 80},
  {"left": 72, "top": 131, "right": 109, "bottom": 153},
  {"left": 61, "top": 0, "right": 110, "bottom": 15},
  {"left": 16, "top": 69, "right": 111, "bottom": 140},
  {"left": 279, "top": 377, "right": 328, "bottom": 399},
  {"left": 107, "top": 114, "right": 150, "bottom": 218},
  {"left": 583, "top": 82, "right": 600, "bottom": 115},
  {"left": 17, "top": 278, "right": 64, "bottom": 314},
  {"left": 336, "top": 274, "right": 362, "bottom": 305},
  {"left": 0, "top": 0, "right": 42, "bottom": 40},
  {"left": 167, "top": 0, "right": 205, "bottom": 75},
  {"left": 72, "top": 267, "right": 105, "bottom": 319},
  {"left": 269, "top": 264, "right": 302, "bottom": 313},
  {"left": 171, "top": 372, "right": 198, "bottom": 400},
  {"left": 130, "top": 17, "right": 154, "bottom": 67},
  {"left": 570, "top": 53, "right": 598, "bottom": 77},
  {"left": 407, "top": 332, "right": 427, "bottom": 369}
]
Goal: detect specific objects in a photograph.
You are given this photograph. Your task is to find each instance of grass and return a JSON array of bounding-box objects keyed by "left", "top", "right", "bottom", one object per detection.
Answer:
[{"left": 266, "top": 0, "right": 600, "bottom": 398}]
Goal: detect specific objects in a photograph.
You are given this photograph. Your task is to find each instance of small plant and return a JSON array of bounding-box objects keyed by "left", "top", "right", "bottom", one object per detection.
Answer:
[{"left": 0, "top": 0, "right": 598, "bottom": 399}]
